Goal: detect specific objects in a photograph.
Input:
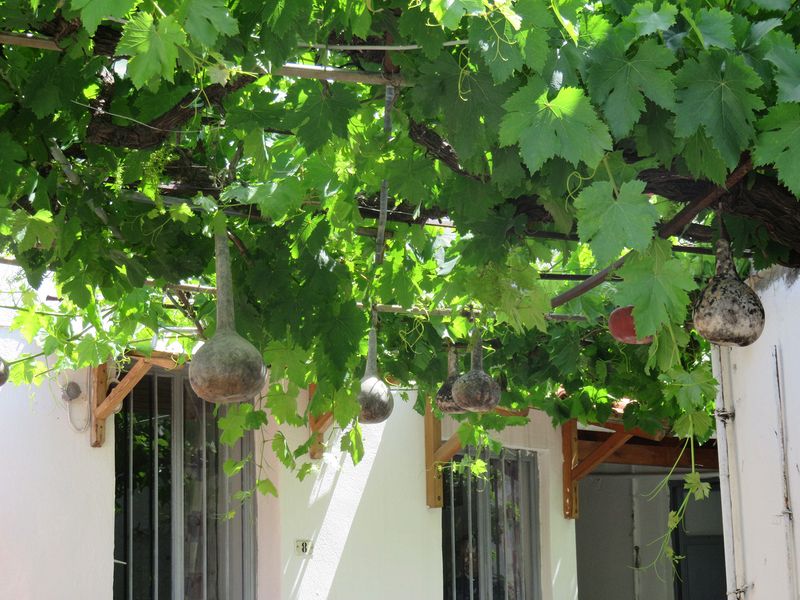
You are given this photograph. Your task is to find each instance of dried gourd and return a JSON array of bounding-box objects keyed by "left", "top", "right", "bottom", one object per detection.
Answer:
[
  {"left": 435, "top": 344, "right": 464, "bottom": 414},
  {"left": 358, "top": 326, "right": 394, "bottom": 424},
  {"left": 0, "top": 356, "right": 7, "bottom": 387},
  {"left": 693, "top": 238, "right": 765, "bottom": 347},
  {"left": 189, "top": 233, "right": 267, "bottom": 403},
  {"left": 452, "top": 329, "right": 500, "bottom": 412}
]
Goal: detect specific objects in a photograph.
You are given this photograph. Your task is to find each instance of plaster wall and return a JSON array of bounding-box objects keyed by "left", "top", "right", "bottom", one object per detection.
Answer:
[
  {"left": 0, "top": 330, "right": 116, "bottom": 599},
  {"left": 715, "top": 267, "right": 800, "bottom": 600}
]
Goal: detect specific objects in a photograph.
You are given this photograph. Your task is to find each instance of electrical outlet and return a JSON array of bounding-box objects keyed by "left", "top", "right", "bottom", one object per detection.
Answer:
[{"left": 295, "top": 539, "right": 313, "bottom": 557}]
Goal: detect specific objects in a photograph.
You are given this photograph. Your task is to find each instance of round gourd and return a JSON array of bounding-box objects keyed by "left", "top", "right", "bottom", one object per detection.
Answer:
[
  {"left": 435, "top": 345, "right": 464, "bottom": 414},
  {"left": 693, "top": 239, "right": 765, "bottom": 347},
  {"left": 0, "top": 356, "right": 8, "bottom": 387},
  {"left": 358, "top": 327, "right": 394, "bottom": 424},
  {"left": 608, "top": 306, "right": 653, "bottom": 345},
  {"left": 189, "top": 233, "right": 267, "bottom": 403},
  {"left": 452, "top": 329, "right": 500, "bottom": 413}
]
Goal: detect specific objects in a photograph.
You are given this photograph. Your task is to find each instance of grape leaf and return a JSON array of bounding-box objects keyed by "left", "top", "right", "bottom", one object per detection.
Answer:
[
  {"left": 661, "top": 366, "right": 717, "bottom": 411},
  {"left": 765, "top": 40, "right": 800, "bottom": 103},
  {"left": 515, "top": 0, "right": 555, "bottom": 74},
  {"left": 286, "top": 83, "right": 359, "bottom": 152},
  {"left": 180, "top": 0, "right": 238, "bottom": 47},
  {"left": 499, "top": 81, "right": 612, "bottom": 173},
  {"left": 681, "top": 130, "right": 728, "bottom": 185},
  {"left": 575, "top": 179, "right": 658, "bottom": 265},
  {"left": 625, "top": 1, "right": 677, "bottom": 38},
  {"left": 695, "top": 8, "right": 734, "bottom": 50},
  {"left": 428, "top": 0, "right": 484, "bottom": 29},
  {"left": 751, "top": 0, "right": 790, "bottom": 10},
  {"left": 674, "top": 51, "right": 763, "bottom": 169},
  {"left": 587, "top": 38, "right": 675, "bottom": 138},
  {"left": 754, "top": 103, "right": 800, "bottom": 196},
  {"left": 469, "top": 13, "right": 524, "bottom": 84},
  {"left": 616, "top": 239, "right": 697, "bottom": 337},
  {"left": 117, "top": 13, "right": 186, "bottom": 88},
  {"left": 71, "top": 0, "right": 140, "bottom": 34}
]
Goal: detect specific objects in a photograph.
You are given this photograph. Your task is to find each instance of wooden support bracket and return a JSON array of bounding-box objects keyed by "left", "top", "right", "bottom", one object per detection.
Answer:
[
  {"left": 90, "top": 354, "right": 180, "bottom": 447},
  {"left": 307, "top": 384, "right": 334, "bottom": 460}
]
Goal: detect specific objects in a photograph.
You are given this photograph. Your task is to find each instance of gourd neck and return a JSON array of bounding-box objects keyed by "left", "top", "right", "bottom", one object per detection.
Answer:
[
  {"left": 365, "top": 327, "right": 378, "bottom": 378},
  {"left": 215, "top": 232, "right": 235, "bottom": 332},
  {"left": 447, "top": 345, "right": 457, "bottom": 377},
  {"left": 471, "top": 329, "right": 483, "bottom": 371},
  {"left": 715, "top": 239, "right": 735, "bottom": 278}
]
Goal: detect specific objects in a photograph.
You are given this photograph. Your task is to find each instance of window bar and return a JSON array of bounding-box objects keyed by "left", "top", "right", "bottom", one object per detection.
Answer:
[
  {"left": 479, "top": 447, "right": 492, "bottom": 600},
  {"left": 501, "top": 450, "right": 509, "bottom": 600},
  {"left": 242, "top": 432, "right": 257, "bottom": 600},
  {"left": 528, "top": 455, "right": 543, "bottom": 600},
  {"left": 224, "top": 441, "right": 231, "bottom": 599},
  {"left": 127, "top": 389, "right": 134, "bottom": 600},
  {"left": 153, "top": 376, "right": 159, "bottom": 600},
  {"left": 202, "top": 399, "right": 208, "bottom": 600},
  {"left": 467, "top": 452, "right": 475, "bottom": 600},
  {"left": 449, "top": 467, "right": 457, "bottom": 600},
  {"left": 171, "top": 374, "right": 185, "bottom": 600}
]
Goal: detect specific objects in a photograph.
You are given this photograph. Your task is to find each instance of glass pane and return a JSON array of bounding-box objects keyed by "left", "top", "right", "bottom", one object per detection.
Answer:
[
  {"left": 113, "top": 394, "right": 131, "bottom": 600},
  {"left": 131, "top": 380, "right": 154, "bottom": 600},
  {"left": 155, "top": 376, "right": 173, "bottom": 598},
  {"left": 183, "top": 379, "right": 207, "bottom": 599}
]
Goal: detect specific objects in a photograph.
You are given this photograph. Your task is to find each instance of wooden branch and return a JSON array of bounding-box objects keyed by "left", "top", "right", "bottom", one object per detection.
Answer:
[
  {"left": 94, "top": 359, "right": 153, "bottom": 421},
  {"left": 274, "top": 63, "right": 407, "bottom": 86},
  {"left": 550, "top": 156, "right": 754, "bottom": 309},
  {"left": 0, "top": 31, "right": 60, "bottom": 50}
]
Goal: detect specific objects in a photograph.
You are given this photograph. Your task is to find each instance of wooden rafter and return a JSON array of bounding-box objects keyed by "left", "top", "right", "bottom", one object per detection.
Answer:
[{"left": 308, "top": 383, "right": 336, "bottom": 460}]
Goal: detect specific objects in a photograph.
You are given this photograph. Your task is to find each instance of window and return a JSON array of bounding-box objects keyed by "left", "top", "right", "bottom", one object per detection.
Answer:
[
  {"left": 442, "top": 449, "right": 542, "bottom": 600},
  {"left": 113, "top": 368, "right": 256, "bottom": 600}
]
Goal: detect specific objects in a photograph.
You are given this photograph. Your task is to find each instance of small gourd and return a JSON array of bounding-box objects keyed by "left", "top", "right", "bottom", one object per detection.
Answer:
[
  {"left": 435, "top": 344, "right": 464, "bottom": 414},
  {"left": 0, "top": 356, "right": 8, "bottom": 387},
  {"left": 358, "top": 326, "right": 394, "bottom": 424},
  {"left": 189, "top": 233, "right": 268, "bottom": 403},
  {"left": 608, "top": 306, "right": 653, "bottom": 345},
  {"left": 693, "top": 238, "right": 765, "bottom": 347},
  {"left": 452, "top": 329, "right": 500, "bottom": 413}
]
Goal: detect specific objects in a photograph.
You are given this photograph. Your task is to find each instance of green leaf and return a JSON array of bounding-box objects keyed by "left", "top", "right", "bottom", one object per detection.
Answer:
[
  {"left": 117, "top": 13, "right": 187, "bottom": 88},
  {"left": 71, "top": 0, "right": 140, "bottom": 34},
  {"left": 625, "top": 2, "right": 677, "bottom": 38},
  {"left": 673, "top": 410, "right": 713, "bottom": 440},
  {"left": 256, "top": 478, "right": 278, "bottom": 497},
  {"left": 499, "top": 82, "right": 612, "bottom": 173},
  {"left": 674, "top": 51, "right": 763, "bottom": 169},
  {"left": 575, "top": 179, "right": 658, "bottom": 265},
  {"left": 681, "top": 130, "right": 728, "bottom": 185},
  {"left": 340, "top": 424, "right": 364, "bottom": 465},
  {"left": 765, "top": 40, "right": 800, "bottom": 103},
  {"left": 587, "top": 38, "right": 675, "bottom": 138},
  {"left": 288, "top": 84, "right": 359, "bottom": 152},
  {"left": 646, "top": 322, "right": 690, "bottom": 373},
  {"left": 684, "top": 471, "right": 712, "bottom": 500},
  {"left": 428, "top": 0, "right": 484, "bottom": 29},
  {"left": 660, "top": 367, "right": 717, "bottom": 411},
  {"left": 616, "top": 239, "right": 697, "bottom": 337},
  {"left": 469, "top": 13, "right": 524, "bottom": 83},
  {"left": 695, "top": 8, "right": 735, "bottom": 50},
  {"left": 180, "top": 0, "right": 238, "bottom": 47},
  {"left": 751, "top": 0, "right": 790, "bottom": 10},
  {"left": 754, "top": 104, "right": 800, "bottom": 196}
]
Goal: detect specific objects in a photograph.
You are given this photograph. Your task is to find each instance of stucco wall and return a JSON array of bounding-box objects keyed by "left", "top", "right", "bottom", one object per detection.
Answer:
[
  {"left": 0, "top": 330, "right": 116, "bottom": 599},
  {"left": 715, "top": 267, "right": 800, "bottom": 599}
]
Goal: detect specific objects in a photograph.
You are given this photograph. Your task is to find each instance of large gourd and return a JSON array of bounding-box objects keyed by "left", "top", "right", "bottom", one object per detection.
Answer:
[
  {"left": 452, "top": 329, "right": 500, "bottom": 412},
  {"left": 435, "top": 344, "right": 464, "bottom": 414},
  {"left": 189, "top": 233, "right": 267, "bottom": 403},
  {"left": 358, "top": 326, "right": 394, "bottom": 424},
  {"left": 693, "top": 238, "right": 765, "bottom": 347},
  {"left": 0, "top": 356, "right": 7, "bottom": 387}
]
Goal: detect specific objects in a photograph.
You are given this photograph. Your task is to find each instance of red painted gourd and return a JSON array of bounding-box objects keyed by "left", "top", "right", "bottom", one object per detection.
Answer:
[
  {"left": 608, "top": 306, "right": 653, "bottom": 345},
  {"left": 189, "top": 233, "right": 268, "bottom": 403}
]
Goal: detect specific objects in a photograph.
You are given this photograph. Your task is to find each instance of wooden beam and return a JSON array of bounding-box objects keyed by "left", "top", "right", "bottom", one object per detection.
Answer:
[
  {"left": 307, "top": 384, "right": 335, "bottom": 460},
  {"left": 90, "top": 363, "right": 108, "bottom": 448},
  {"left": 94, "top": 359, "right": 153, "bottom": 421},
  {"left": 495, "top": 406, "right": 530, "bottom": 418},
  {"left": 578, "top": 437, "right": 719, "bottom": 470},
  {"left": 433, "top": 432, "right": 462, "bottom": 465},
  {"left": 424, "top": 399, "right": 445, "bottom": 508},
  {"left": 571, "top": 431, "right": 634, "bottom": 482},
  {"left": 562, "top": 419, "right": 579, "bottom": 519},
  {"left": 589, "top": 420, "right": 666, "bottom": 442},
  {"left": 128, "top": 349, "right": 183, "bottom": 370}
]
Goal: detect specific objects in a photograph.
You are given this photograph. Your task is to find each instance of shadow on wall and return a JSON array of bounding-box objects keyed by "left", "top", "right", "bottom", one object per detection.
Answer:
[{"left": 281, "top": 391, "right": 442, "bottom": 600}]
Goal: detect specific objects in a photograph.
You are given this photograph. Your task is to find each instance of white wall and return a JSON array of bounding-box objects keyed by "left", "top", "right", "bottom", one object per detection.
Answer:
[
  {"left": 0, "top": 330, "right": 116, "bottom": 599},
  {"left": 716, "top": 267, "right": 800, "bottom": 599},
  {"left": 257, "top": 390, "right": 442, "bottom": 600}
]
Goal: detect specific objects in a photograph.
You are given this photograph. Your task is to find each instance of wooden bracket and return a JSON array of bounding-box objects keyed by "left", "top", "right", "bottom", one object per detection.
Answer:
[
  {"left": 90, "top": 354, "right": 180, "bottom": 447},
  {"left": 424, "top": 399, "right": 465, "bottom": 508}
]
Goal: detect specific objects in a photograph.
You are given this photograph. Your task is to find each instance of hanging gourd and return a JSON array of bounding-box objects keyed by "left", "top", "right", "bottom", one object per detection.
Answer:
[
  {"left": 608, "top": 306, "right": 653, "bottom": 344},
  {"left": 435, "top": 343, "right": 464, "bottom": 414},
  {"left": 0, "top": 356, "right": 8, "bottom": 387},
  {"left": 358, "top": 324, "right": 394, "bottom": 424},
  {"left": 693, "top": 237, "right": 765, "bottom": 347},
  {"left": 189, "top": 232, "right": 268, "bottom": 403},
  {"left": 452, "top": 328, "right": 500, "bottom": 412}
]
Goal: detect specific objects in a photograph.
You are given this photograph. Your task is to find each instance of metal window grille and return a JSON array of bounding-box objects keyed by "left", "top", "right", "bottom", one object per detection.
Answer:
[
  {"left": 443, "top": 448, "right": 542, "bottom": 600},
  {"left": 113, "top": 369, "right": 256, "bottom": 600}
]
